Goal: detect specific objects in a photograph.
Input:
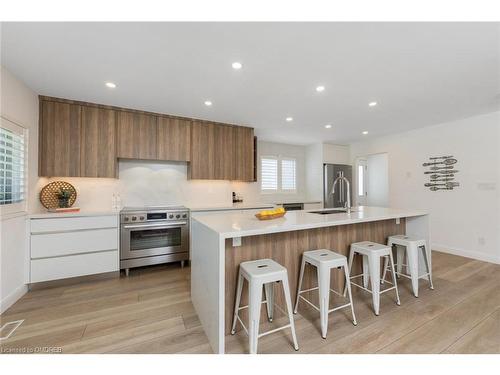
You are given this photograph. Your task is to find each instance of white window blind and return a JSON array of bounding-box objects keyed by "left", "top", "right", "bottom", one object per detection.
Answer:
[
  {"left": 281, "top": 158, "right": 296, "bottom": 191},
  {"left": 261, "top": 157, "right": 278, "bottom": 191},
  {"left": 0, "top": 118, "right": 27, "bottom": 210}
]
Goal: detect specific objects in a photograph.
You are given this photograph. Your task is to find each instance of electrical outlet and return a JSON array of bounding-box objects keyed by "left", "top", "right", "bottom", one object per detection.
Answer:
[
  {"left": 232, "top": 237, "right": 242, "bottom": 247},
  {"left": 478, "top": 237, "right": 486, "bottom": 246}
]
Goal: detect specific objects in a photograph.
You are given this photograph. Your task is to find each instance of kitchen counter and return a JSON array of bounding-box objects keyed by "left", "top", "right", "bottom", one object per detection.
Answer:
[
  {"left": 192, "top": 206, "right": 427, "bottom": 238},
  {"left": 190, "top": 206, "right": 430, "bottom": 354},
  {"left": 29, "top": 210, "right": 120, "bottom": 219},
  {"left": 188, "top": 202, "right": 275, "bottom": 212}
]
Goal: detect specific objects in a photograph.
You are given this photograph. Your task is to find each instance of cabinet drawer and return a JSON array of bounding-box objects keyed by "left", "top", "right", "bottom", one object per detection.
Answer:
[
  {"left": 30, "top": 215, "right": 117, "bottom": 233},
  {"left": 31, "top": 228, "right": 118, "bottom": 259},
  {"left": 31, "top": 250, "right": 118, "bottom": 283}
]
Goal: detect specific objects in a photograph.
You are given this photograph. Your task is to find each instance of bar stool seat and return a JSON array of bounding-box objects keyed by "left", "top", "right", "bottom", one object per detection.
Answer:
[
  {"left": 231, "top": 258, "right": 299, "bottom": 354},
  {"left": 346, "top": 241, "right": 401, "bottom": 316},
  {"left": 382, "top": 235, "right": 434, "bottom": 298},
  {"left": 294, "top": 249, "right": 357, "bottom": 339}
]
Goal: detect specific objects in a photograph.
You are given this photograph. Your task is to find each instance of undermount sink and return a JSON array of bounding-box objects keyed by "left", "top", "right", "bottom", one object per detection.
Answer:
[{"left": 309, "top": 209, "right": 351, "bottom": 215}]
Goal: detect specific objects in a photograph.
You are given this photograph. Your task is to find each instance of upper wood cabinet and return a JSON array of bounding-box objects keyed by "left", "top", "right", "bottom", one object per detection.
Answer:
[
  {"left": 157, "top": 117, "right": 191, "bottom": 162},
  {"left": 232, "top": 126, "right": 255, "bottom": 182},
  {"left": 38, "top": 96, "right": 254, "bottom": 180},
  {"left": 189, "top": 120, "right": 254, "bottom": 181},
  {"left": 80, "top": 107, "right": 117, "bottom": 178},
  {"left": 117, "top": 111, "right": 158, "bottom": 160},
  {"left": 189, "top": 120, "right": 215, "bottom": 179},
  {"left": 39, "top": 100, "right": 81, "bottom": 177}
]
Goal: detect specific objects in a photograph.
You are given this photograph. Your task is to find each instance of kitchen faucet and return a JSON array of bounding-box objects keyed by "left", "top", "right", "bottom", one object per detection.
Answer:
[{"left": 331, "top": 172, "right": 352, "bottom": 213}]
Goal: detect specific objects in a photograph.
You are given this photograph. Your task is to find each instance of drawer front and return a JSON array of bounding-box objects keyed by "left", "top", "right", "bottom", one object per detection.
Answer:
[
  {"left": 30, "top": 215, "right": 118, "bottom": 234},
  {"left": 30, "top": 250, "right": 118, "bottom": 283},
  {"left": 31, "top": 228, "right": 118, "bottom": 259}
]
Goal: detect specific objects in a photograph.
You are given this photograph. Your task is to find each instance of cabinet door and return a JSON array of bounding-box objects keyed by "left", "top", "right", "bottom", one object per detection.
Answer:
[
  {"left": 188, "top": 120, "right": 215, "bottom": 179},
  {"left": 117, "top": 111, "right": 157, "bottom": 160},
  {"left": 39, "top": 100, "right": 81, "bottom": 177},
  {"left": 214, "top": 124, "right": 234, "bottom": 180},
  {"left": 80, "top": 106, "right": 117, "bottom": 177},
  {"left": 157, "top": 117, "right": 191, "bottom": 161},
  {"left": 232, "top": 126, "right": 254, "bottom": 181}
]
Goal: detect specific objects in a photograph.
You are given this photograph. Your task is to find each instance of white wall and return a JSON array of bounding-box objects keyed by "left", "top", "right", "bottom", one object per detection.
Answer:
[
  {"left": 0, "top": 66, "right": 39, "bottom": 312},
  {"left": 350, "top": 111, "right": 500, "bottom": 264},
  {"left": 366, "top": 153, "right": 389, "bottom": 207}
]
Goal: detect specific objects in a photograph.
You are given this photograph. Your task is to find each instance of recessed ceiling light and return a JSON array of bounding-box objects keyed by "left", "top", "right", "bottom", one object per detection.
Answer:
[
  {"left": 105, "top": 82, "right": 116, "bottom": 88},
  {"left": 316, "top": 85, "right": 325, "bottom": 92},
  {"left": 362, "top": 131, "right": 369, "bottom": 135},
  {"left": 204, "top": 100, "right": 212, "bottom": 106},
  {"left": 324, "top": 124, "right": 332, "bottom": 129},
  {"left": 232, "top": 62, "right": 242, "bottom": 70},
  {"left": 286, "top": 117, "right": 293, "bottom": 122},
  {"left": 368, "top": 101, "right": 377, "bottom": 107}
]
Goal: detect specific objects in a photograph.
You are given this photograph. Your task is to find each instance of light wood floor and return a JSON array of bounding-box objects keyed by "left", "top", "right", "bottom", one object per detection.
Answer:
[{"left": 1, "top": 251, "right": 499, "bottom": 354}]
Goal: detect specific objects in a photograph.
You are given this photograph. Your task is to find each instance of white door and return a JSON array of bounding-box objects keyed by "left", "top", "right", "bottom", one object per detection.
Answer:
[{"left": 356, "top": 159, "right": 367, "bottom": 205}]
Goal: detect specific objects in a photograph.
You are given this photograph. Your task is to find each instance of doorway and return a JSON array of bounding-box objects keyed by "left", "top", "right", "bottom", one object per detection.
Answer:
[{"left": 355, "top": 153, "right": 389, "bottom": 207}]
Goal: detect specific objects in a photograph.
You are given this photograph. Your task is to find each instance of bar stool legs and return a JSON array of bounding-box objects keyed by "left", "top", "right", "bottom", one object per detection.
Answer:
[
  {"left": 295, "top": 250, "right": 357, "bottom": 339},
  {"left": 264, "top": 283, "right": 274, "bottom": 322},
  {"left": 383, "top": 236, "right": 434, "bottom": 298},
  {"left": 281, "top": 277, "right": 299, "bottom": 349},
  {"left": 346, "top": 242, "right": 401, "bottom": 316},
  {"left": 318, "top": 265, "right": 331, "bottom": 338},
  {"left": 231, "top": 259, "right": 299, "bottom": 354}
]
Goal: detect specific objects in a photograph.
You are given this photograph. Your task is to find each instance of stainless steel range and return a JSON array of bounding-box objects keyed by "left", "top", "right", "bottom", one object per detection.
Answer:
[{"left": 120, "top": 206, "right": 189, "bottom": 275}]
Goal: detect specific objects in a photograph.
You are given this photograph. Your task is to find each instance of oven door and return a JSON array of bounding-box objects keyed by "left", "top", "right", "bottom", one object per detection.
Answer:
[{"left": 120, "top": 221, "right": 188, "bottom": 260}]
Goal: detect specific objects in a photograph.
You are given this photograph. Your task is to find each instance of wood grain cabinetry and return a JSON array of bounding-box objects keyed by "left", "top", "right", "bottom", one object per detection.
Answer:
[
  {"left": 189, "top": 120, "right": 215, "bottom": 179},
  {"left": 39, "top": 100, "right": 82, "bottom": 177},
  {"left": 189, "top": 121, "right": 254, "bottom": 180},
  {"left": 232, "top": 126, "right": 254, "bottom": 182},
  {"left": 38, "top": 96, "right": 254, "bottom": 180},
  {"left": 117, "top": 111, "right": 158, "bottom": 160},
  {"left": 80, "top": 106, "right": 117, "bottom": 177},
  {"left": 157, "top": 117, "right": 191, "bottom": 161}
]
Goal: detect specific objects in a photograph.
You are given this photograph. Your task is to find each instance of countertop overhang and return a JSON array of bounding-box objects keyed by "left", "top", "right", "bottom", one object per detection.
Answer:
[{"left": 192, "top": 206, "right": 428, "bottom": 239}]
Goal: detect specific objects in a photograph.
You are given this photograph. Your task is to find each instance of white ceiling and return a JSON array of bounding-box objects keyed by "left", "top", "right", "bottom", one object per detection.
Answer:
[{"left": 1, "top": 22, "right": 499, "bottom": 145}]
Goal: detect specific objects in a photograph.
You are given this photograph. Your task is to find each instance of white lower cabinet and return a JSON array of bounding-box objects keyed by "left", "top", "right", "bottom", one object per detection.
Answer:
[{"left": 29, "top": 215, "right": 119, "bottom": 283}]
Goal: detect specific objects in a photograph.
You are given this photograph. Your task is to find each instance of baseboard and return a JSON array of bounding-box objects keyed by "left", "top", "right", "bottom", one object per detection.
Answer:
[
  {"left": 0, "top": 284, "right": 28, "bottom": 314},
  {"left": 432, "top": 243, "right": 500, "bottom": 265}
]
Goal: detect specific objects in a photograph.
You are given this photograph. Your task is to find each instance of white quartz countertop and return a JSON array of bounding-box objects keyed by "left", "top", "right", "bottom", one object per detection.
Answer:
[
  {"left": 192, "top": 206, "right": 428, "bottom": 239},
  {"left": 188, "top": 203, "right": 275, "bottom": 212},
  {"left": 29, "top": 210, "right": 120, "bottom": 219}
]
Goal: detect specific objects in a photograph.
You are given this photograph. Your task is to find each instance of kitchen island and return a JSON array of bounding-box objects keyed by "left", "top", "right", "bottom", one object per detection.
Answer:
[{"left": 190, "top": 206, "right": 430, "bottom": 353}]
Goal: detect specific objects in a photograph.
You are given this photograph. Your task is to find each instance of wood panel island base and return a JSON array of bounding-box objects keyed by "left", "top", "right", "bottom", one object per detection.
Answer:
[{"left": 191, "top": 207, "right": 430, "bottom": 353}]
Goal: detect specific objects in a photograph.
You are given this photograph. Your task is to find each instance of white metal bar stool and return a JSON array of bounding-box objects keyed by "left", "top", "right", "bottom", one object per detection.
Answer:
[
  {"left": 382, "top": 235, "right": 434, "bottom": 298},
  {"left": 230, "top": 258, "right": 299, "bottom": 354},
  {"left": 294, "top": 249, "right": 357, "bottom": 339},
  {"left": 346, "top": 241, "right": 401, "bottom": 316}
]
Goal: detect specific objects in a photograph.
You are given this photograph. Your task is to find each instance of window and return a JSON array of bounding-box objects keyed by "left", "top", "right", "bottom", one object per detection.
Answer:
[
  {"left": 358, "top": 164, "right": 364, "bottom": 196},
  {"left": 0, "top": 117, "right": 27, "bottom": 215},
  {"left": 261, "top": 157, "right": 278, "bottom": 191},
  {"left": 260, "top": 156, "right": 297, "bottom": 193},
  {"left": 281, "top": 158, "right": 296, "bottom": 191}
]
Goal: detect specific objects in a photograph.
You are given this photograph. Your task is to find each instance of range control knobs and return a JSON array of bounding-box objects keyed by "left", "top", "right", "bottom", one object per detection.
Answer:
[
  {"left": 131, "top": 216, "right": 137, "bottom": 221},
  {"left": 169, "top": 214, "right": 174, "bottom": 219},
  {"left": 182, "top": 213, "right": 187, "bottom": 219},
  {"left": 124, "top": 217, "right": 130, "bottom": 222},
  {"left": 139, "top": 216, "right": 145, "bottom": 221},
  {"left": 175, "top": 214, "right": 181, "bottom": 219}
]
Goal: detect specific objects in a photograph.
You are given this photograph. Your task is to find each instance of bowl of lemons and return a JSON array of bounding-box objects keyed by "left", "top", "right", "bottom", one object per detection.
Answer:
[{"left": 255, "top": 207, "right": 286, "bottom": 220}]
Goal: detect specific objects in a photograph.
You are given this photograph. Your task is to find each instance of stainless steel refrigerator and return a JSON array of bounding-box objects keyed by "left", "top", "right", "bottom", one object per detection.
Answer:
[{"left": 323, "top": 164, "right": 353, "bottom": 209}]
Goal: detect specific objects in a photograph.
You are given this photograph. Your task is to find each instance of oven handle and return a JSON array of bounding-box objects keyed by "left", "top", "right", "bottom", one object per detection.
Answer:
[{"left": 122, "top": 221, "right": 187, "bottom": 229}]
